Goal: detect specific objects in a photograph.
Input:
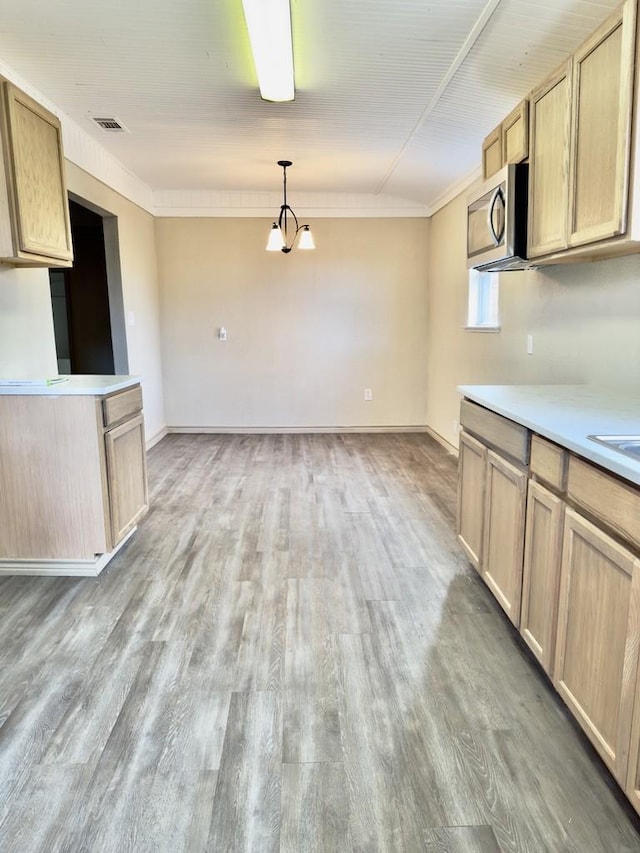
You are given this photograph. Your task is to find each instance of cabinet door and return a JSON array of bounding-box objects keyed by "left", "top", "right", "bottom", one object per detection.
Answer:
[
  {"left": 482, "top": 125, "right": 502, "bottom": 180},
  {"left": 527, "top": 61, "right": 573, "bottom": 258},
  {"left": 481, "top": 450, "right": 527, "bottom": 626},
  {"left": 520, "top": 480, "right": 564, "bottom": 676},
  {"left": 502, "top": 100, "right": 529, "bottom": 165},
  {"left": 554, "top": 509, "right": 640, "bottom": 785},
  {"left": 0, "top": 82, "right": 73, "bottom": 264},
  {"left": 104, "top": 414, "right": 149, "bottom": 547},
  {"left": 625, "top": 637, "right": 640, "bottom": 817},
  {"left": 456, "top": 431, "right": 487, "bottom": 571},
  {"left": 568, "top": 0, "right": 636, "bottom": 247}
]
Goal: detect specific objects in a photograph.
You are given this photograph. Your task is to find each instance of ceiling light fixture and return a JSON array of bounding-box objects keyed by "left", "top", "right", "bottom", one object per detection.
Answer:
[
  {"left": 241, "top": 0, "right": 295, "bottom": 102},
  {"left": 266, "top": 161, "right": 315, "bottom": 254}
]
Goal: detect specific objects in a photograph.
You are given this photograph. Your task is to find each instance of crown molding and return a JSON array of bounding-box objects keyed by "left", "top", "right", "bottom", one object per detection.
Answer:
[
  {"left": 0, "top": 60, "right": 155, "bottom": 213},
  {"left": 0, "top": 58, "right": 475, "bottom": 220},
  {"left": 152, "top": 189, "right": 430, "bottom": 218},
  {"left": 428, "top": 165, "right": 482, "bottom": 216},
  {"left": 62, "top": 119, "right": 154, "bottom": 212}
]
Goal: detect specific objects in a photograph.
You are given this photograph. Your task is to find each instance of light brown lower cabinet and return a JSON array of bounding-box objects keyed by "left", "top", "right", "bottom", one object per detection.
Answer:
[
  {"left": 554, "top": 508, "right": 640, "bottom": 785},
  {"left": 0, "top": 385, "right": 148, "bottom": 573},
  {"left": 105, "top": 412, "right": 148, "bottom": 547},
  {"left": 520, "top": 480, "right": 564, "bottom": 676},
  {"left": 456, "top": 430, "right": 487, "bottom": 571},
  {"left": 481, "top": 450, "right": 527, "bottom": 627},
  {"left": 457, "top": 398, "right": 640, "bottom": 814},
  {"left": 625, "top": 658, "right": 640, "bottom": 815}
]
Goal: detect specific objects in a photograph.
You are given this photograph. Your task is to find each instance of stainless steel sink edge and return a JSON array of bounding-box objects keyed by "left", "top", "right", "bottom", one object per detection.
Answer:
[{"left": 588, "top": 435, "right": 640, "bottom": 461}]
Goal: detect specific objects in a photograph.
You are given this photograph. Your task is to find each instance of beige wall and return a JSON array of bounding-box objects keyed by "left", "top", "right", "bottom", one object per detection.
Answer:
[
  {"left": 0, "top": 266, "right": 58, "bottom": 378},
  {"left": 427, "top": 191, "right": 640, "bottom": 448},
  {"left": 0, "top": 165, "right": 165, "bottom": 442},
  {"left": 62, "top": 164, "right": 165, "bottom": 443},
  {"left": 156, "top": 217, "right": 430, "bottom": 429}
]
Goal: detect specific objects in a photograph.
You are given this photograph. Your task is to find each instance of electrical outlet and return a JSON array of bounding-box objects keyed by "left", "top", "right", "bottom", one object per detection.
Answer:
[
  {"left": 527, "top": 334, "right": 534, "bottom": 355},
  {"left": 219, "top": 326, "right": 227, "bottom": 341},
  {"left": 364, "top": 388, "right": 373, "bottom": 401}
]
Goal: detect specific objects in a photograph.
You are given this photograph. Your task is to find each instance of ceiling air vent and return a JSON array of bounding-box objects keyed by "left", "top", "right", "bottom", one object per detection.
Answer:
[{"left": 92, "top": 117, "right": 129, "bottom": 132}]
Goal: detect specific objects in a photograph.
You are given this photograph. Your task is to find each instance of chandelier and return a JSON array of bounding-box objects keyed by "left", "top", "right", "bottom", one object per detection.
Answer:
[{"left": 266, "top": 160, "right": 315, "bottom": 254}]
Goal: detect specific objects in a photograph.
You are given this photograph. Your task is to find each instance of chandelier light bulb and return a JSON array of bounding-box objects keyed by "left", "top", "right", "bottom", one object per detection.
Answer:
[
  {"left": 266, "top": 223, "right": 285, "bottom": 251},
  {"left": 298, "top": 225, "right": 315, "bottom": 250}
]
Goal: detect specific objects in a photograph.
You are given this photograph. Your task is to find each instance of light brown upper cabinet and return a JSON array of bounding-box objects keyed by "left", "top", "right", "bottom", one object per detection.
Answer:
[
  {"left": 482, "top": 125, "right": 503, "bottom": 180},
  {"left": 482, "top": 99, "right": 529, "bottom": 180},
  {"left": 528, "top": 0, "right": 640, "bottom": 264},
  {"left": 0, "top": 81, "right": 73, "bottom": 267},
  {"left": 502, "top": 100, "right": 529, "bottom": 165},
  {"left": 528, "top": 61, "right": 573, "bottom": 258},
  {"left": 568, "top": 0, "right": 636, "bottom": 247}
]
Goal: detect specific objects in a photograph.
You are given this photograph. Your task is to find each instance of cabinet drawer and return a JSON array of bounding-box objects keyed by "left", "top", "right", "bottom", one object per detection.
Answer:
[
  {"left": 567, "top": 455, "right": 640, "bottom": 548},
  {"left": 102, "top": 385, "right": 143, "bottom": 428},
  {"left": 530, "top": 435, "right": 567, "bottom": 492},
  {"left": 460, "top": 399, "right": 529, "bottom": 465}
]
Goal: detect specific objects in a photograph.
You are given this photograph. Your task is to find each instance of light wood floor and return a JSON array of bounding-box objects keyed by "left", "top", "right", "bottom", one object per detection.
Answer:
[{"left": 1, "top": 433, "right": 639, "bottom": 852}]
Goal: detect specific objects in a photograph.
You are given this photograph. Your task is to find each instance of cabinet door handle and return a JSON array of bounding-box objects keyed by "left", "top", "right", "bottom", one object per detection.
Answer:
[{"left": 488, "top": 186, "right": 505, "bottom": 246}]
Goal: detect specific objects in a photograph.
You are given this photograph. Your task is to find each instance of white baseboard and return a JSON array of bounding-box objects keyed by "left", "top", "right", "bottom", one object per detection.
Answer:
[
  {"left": 0, "top": 528, "right": 136, "bottom": 577},
  {"left": 166, "top": 425, "right": 430, "bottom": 435},
  {"left": 146, "top": 426, "right": 168, "bottom": 449},
  {"left": 425, "top": 425, "right": 459, "bottom": 457}
]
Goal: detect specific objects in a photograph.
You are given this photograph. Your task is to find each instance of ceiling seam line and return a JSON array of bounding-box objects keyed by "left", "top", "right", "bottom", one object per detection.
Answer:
[{"left": 375, "top": 0, "right": 504, "bottom": 196}]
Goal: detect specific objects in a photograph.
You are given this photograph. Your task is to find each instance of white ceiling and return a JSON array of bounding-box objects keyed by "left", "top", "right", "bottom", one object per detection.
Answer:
[{"left": 0, "top": 0, "right": 623, "bottom": 210}]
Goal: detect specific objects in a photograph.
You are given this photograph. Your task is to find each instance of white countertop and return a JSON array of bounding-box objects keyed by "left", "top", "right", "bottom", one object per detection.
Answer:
[
  {"left": 0, "top": 375, "right": 141, "bottom": 396},
  {"left": 457, "top": 384, "right": 640, "bottom": 486}
]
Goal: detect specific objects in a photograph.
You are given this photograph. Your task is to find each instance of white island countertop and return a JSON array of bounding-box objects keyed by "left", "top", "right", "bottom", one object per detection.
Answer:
[
  {"left": 457, "top": 384, "right": 640, "bottom": 486},
  {"left": 0, "top": 375, "right": 141, "bottom": 396}
]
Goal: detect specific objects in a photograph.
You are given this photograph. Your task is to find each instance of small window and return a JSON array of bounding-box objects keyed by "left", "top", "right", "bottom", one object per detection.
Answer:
[{"left": 466, "top": 269, "right": 500, "bottom": 331}]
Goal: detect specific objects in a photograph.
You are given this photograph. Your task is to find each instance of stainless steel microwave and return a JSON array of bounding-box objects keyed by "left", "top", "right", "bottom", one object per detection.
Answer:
[{"left": 467, "top": 163, "right": 529, "bottom": 271}]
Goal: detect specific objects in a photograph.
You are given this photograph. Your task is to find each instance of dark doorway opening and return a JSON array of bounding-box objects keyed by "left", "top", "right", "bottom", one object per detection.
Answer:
[{"left": 49, "top": 198, "right": 127, "bottom": 375}]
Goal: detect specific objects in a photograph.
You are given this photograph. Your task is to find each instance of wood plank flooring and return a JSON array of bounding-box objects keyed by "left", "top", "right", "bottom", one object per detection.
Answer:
[{"left": 1, "top": 432, "right": 640, "bottom": 852}]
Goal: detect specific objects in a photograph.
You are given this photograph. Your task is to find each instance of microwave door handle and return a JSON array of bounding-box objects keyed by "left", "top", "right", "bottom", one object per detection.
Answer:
[{"left": 488, "top": 187, "right": 505, "bottom": 246}]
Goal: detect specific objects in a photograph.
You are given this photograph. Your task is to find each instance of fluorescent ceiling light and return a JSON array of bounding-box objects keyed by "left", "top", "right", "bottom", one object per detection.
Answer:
[{"left": 241, "top": 0, "right": 295, "bottom": 102}]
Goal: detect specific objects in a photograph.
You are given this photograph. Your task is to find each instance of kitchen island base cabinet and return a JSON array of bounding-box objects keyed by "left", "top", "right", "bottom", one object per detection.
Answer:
[
  {"left": 554, "top": 509, "right": 640, "bottom": 786},
  {"left": 0, "top": 382, "right": 148, "bottom": 577},
  {"left": 520, "top": 480, "right": 564, "bottom": 676},
  {"left": 481, "top": 450, "right": 527, "bottom": 627},
  {"left": 456, "top": 430, "right": 487, "bottom": 571}
]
